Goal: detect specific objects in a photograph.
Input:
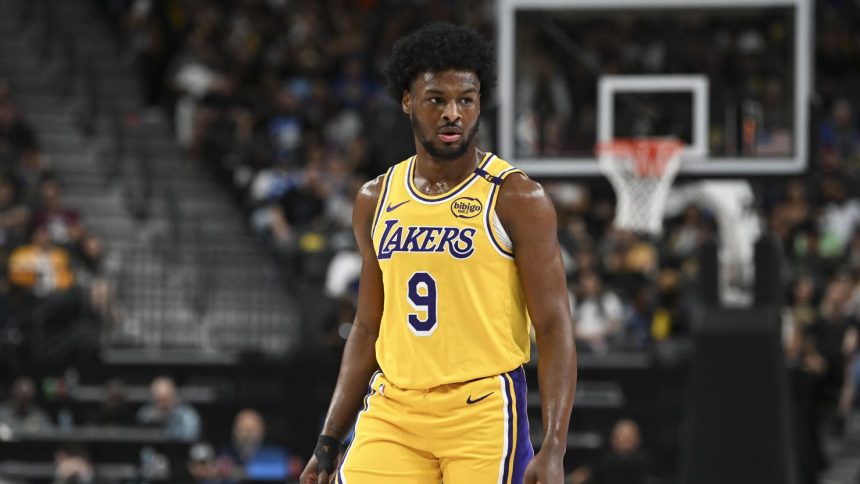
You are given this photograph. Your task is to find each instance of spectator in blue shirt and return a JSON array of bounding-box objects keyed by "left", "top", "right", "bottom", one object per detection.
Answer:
[
  {"left": 136, "top": 376, "right": 201, "bottom": 441},
  {"left": 216, "top": 409, "right": 302, "bottom": 482}
]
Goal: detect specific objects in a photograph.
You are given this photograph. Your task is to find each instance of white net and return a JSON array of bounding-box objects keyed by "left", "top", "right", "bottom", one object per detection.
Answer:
[{"left": 597, "top": 138, "right": 684, "bottom": 236}]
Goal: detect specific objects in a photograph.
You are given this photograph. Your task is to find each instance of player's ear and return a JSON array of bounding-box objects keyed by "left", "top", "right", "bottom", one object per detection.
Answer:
[{"left": 402, "top": 89, "right": 411, "bottom": 115}]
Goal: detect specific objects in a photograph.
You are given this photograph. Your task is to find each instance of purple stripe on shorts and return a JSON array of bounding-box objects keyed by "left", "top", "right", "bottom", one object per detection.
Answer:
[
  {"left": 509, "top": 367, "right": 534, "bottom": 484},
  {"left": 501, "top": 373, "right": 514, "bottom": 484}
]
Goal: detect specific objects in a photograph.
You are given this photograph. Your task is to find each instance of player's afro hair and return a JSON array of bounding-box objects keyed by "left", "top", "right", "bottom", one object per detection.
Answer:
[{"left": 385, "top": 23, "right": 496, "bottom": 105}]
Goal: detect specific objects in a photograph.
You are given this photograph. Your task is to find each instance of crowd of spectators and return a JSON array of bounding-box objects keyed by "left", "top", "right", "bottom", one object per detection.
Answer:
[
  {"left": 101, "top": 0, "right": 495, "bottom": 285},
  {"left": 0, "top": 80, "right": 121, "bottom": 372},
  {"left": 0, "top": 374, "right": 302, "bottom": 483}
]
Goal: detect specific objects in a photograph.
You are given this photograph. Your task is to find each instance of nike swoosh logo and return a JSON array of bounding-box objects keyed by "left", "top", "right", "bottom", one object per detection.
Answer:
[
  {"left": 386, "top": 200, "right": 410, "bottom": 212},
  {"left": 466, "top": 392, "right": 494, "bottom": 405}
]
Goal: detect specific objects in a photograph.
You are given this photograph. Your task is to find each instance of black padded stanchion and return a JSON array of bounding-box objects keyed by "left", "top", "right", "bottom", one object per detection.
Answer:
[
  {"left": 679, "top": 307, "right": 797, "bottom": 484},
  {"left": 754, "top": 233, "right": 784, "bottom": 306}
]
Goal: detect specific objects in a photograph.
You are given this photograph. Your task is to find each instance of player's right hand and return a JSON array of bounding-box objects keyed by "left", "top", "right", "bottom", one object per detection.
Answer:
[
  {"left": 300, "top": 454, "right": 339, "bottom": 484},
  {"left": 300, "top": 435, "right": 342, "bottom": 484}
]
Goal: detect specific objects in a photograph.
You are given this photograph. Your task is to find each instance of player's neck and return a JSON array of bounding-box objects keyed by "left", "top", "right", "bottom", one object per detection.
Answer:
[{"left": 413, "top": 147, "right": 483, "bottom": 194}]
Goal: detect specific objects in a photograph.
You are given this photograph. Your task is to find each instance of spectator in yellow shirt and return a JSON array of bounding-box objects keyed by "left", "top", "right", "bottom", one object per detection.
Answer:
[{"left": 9, "top": 224, "right": 74, "bottom": 296}]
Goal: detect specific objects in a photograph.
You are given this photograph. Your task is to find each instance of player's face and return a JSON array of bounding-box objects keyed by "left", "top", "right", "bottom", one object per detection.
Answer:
[{"left": 403, "top": 70, "right": 481, "bottom": 161}]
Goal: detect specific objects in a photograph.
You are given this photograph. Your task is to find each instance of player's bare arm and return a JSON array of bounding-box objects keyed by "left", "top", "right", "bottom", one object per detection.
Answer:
[
  {"left": 300, "top": 175, "right": 385, "bottom": 484},
  {"left": 496, "top": 173, "right": 577, "bottom": 484}
]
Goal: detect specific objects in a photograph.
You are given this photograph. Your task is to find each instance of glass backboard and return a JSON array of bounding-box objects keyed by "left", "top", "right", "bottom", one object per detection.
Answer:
[{"left": 497, "top": 0, "right": 813, "bottom": 176}]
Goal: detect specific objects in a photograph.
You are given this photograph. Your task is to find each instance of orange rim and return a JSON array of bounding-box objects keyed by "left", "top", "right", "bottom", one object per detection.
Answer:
[{"left": 596, "top": 138, "right": 685, "bottom": 177}]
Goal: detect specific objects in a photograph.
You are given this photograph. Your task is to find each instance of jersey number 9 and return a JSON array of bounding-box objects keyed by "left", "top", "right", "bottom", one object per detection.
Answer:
[{"left": 407, "top": 272, "right": 437, "bottom": 335}]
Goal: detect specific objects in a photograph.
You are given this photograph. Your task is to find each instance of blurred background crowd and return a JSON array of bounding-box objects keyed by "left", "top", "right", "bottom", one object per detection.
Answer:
[{"left": 1, "top": 0, "right": 860, "bottom": 483}]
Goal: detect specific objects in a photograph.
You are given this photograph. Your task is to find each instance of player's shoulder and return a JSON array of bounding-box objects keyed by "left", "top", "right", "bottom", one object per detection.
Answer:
[
  {"left": 357, "top": 173, "right": 387, "bottom": 203},
  {"left": 498, "top": 170, "right": 548, "bottom": 205},
  {"left": 353, "top": 173, "right": 387, "bottom": 231},
  {"left": 495, "top": 169, "right": 556, "bottom": 234},
  {"left": 357, "top": 156, "right": 415, "bottom": 201}
]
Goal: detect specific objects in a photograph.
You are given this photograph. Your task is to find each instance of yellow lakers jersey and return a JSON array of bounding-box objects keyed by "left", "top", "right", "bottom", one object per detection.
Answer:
[{"left": 370, "top": 152, "right": 531, "bottom": 390}]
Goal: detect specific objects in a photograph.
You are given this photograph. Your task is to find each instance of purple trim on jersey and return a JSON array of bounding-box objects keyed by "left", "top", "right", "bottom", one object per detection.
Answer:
[
  {"left": 484, "top": 167, "right": 519, "bottom": 257},
  {"left": 501, "top": 373, "right": 514, "bottom": 484},
  {"left": 370, "top": 166, "right": 395, "bottom": 240},
  {"left": 406, "top": 153, "right": 495, "bottom": 203},
  {"left": 509, "top": 366, "right": 534, "bottom": 484}
]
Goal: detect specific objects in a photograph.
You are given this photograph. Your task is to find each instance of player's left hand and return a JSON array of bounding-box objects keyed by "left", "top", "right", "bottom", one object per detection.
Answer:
[{"left": 523, "top": 447, "right": 565, "bottom": 484}]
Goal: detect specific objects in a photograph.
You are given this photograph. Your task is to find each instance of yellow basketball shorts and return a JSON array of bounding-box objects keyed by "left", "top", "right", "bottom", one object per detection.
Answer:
[{"left": 336, "top": 367, "right": 534, "bottom": 484}]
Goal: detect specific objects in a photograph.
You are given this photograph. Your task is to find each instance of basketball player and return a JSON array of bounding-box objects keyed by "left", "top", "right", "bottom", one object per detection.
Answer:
[{"left": 300, "top": 23, "right": 576, "bottom": 484}]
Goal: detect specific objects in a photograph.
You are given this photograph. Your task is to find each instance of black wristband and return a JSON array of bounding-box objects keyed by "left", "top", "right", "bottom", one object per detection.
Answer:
[{"left": 314, "top": 435, "right": 342, "bottom": 474}]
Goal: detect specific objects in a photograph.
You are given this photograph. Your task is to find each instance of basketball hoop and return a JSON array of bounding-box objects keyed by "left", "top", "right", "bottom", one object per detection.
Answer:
[{"left": 596, "top": 138, "right": 685, "bottom": 236}]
